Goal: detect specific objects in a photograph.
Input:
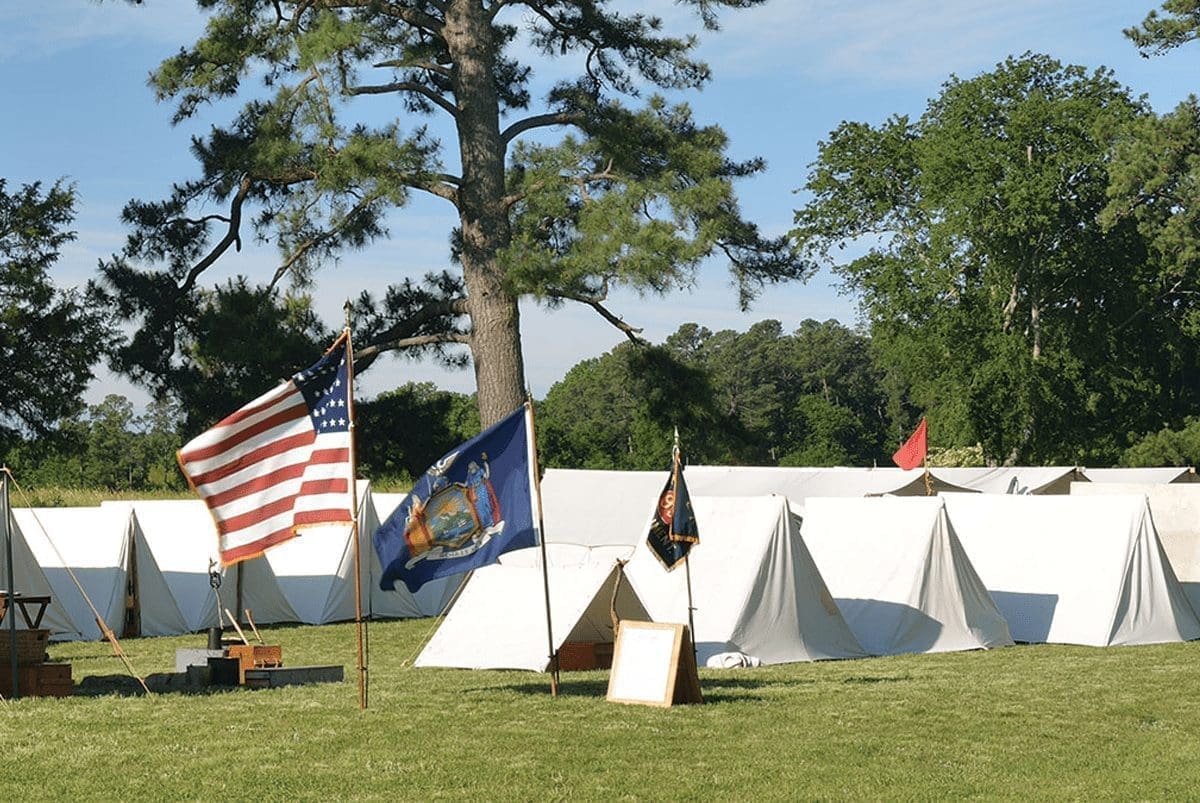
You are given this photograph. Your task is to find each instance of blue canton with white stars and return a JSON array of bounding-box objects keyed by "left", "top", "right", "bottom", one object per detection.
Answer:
[{"left": 294, "top": 346, "right": 350, "bottom": 433}]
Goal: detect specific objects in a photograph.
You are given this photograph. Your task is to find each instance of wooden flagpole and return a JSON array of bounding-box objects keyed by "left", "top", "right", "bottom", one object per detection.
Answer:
[
  {"left": 674, "top": 431, "right": 699, "bottom": 669},
  {"left": 3, "top": 470, "right": 17, "bottom": 699},
  {"left": 525, "top": 393, "right": 559, "bottom": 697},
  {"left": 344, "top": 302, "right": 368, "bottom": 710}
]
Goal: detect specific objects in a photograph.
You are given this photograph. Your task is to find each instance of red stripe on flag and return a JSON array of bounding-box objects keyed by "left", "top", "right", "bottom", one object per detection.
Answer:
[
  {"left": 297, "top": 478, "right": 349, "bottom": 496},
  {"left": 295, "top": 507, "right": 354, "bottom": 526},
  {"left": 180, "top": 401, "right": 308, "bottom": 463},
  {"left": 186, "top": 430, "right": 317, "bottom": 487},
  {"left": 204, "top": 463, "right": 310, "bottom": 509},
  {"left": 215, "top": 494, "right": 300, "bottom": 536},
  {"left": 221, "top": 526, "right": 298, "bottom": 564},
  {"left": 309, "top": 447, "right": 350, "bottom": 465}
]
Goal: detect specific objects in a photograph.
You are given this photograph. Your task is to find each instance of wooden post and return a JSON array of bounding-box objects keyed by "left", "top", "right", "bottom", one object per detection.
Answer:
[
  {"left": 344, "top": 303, "right": 368, "bottom": 710},
  {"left": 525, "top": 396, "right": 559, "bottom": 696}
]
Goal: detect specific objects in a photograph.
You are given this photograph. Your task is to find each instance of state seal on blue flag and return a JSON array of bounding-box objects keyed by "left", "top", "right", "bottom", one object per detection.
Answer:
[{"left": 374, "top": 405, "right": 539, "bottom": 593}]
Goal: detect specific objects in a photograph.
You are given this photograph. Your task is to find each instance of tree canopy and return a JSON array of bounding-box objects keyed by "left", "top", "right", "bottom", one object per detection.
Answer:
[
  {"left": 0, "top": 179, "right": 111, "bottom": 441},
  {"left": 538, "top": 318, "right": 894, "bottom": 469},
  {"left": 106, "top": 0, "right": 804, "bottom": 431},
  {"left": 1126, "top": 0, "right": 1200, "bottom": 56},
  {"left": 791, "top": 53, "right": 1198, "bottom": 465}
]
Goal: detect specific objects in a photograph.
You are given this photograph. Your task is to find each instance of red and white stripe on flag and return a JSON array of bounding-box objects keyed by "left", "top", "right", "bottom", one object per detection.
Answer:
[{"left": 178, "top": 333, "right": 354, "bottom": 565}]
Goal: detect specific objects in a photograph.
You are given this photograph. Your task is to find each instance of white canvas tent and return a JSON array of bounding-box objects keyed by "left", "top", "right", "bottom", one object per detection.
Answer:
[
  {"left": 1080, "top": 467, "right": 1197, "bottom": 484},
  {"left": 105, "top": 500, "right": 248, "bottom": 635},
  {"left": 800, "top": 497, "right": 1012, "bottom": 655},
  {"left": 685, "top": 465, "right": 977, "bottom": 502},
  {"left": 538, "top": 466, "right": 977, "bottom": 550},
  {"left": 931, "top": 467, "right": 1083, "bottom": 495},
  {"left": 943, "top": 494, "right": 1200, "bottom": 646},
  {"left": 10, "top": 507, "right": 131, "bottom": 641},
  {"left": 1070, "top": 482, "right": 1200, "bottom": 615},
  {"left": 370, "top": 492, "right": 464, "bottom": 618},
  {"left": 415, "top": 561, "right": 649, "bottom": 671},
  {"left": 623, "top": 495, "right": 867, "bottom": 665},
  {"left": 540, "top": 469, "right": 663, "bottom": 548},
  {"left": 0, "top": 508, "right": 79, "bottom": 638},
  {"left": 257, "top": 481, "right": 374, "bottom": 625}
]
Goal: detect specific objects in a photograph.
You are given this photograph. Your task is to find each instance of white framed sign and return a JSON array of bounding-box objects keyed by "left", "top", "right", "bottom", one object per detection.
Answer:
[{"left": 606, "top": 621, "right": 702, "bottom": 707}]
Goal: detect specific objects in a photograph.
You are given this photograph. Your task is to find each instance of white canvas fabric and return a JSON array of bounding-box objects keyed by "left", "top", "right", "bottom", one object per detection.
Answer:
[
  {"left": 539, "top": 466, "right": 978, "bottom": 550},
  {"left": 10, "top": 507, "right": 131, "bottom": 641},
  {"left": 106, "top": 500, "right": 246, "bottom": 635},
  {"left": 1, "top": 509, "right": 77, "bottom": 637},
  {"left": 1070, "top": 482, "right": 1200, "bottom": 615},
  {"left": 623, "top": 495, "right": 867, "bottom": 665},
  {"left": 685, "top": 465, "right": 976, "bottom": 502},
  {"left": 416, "top": 562, "right": 649, "bottom": 671},
  {"left": 800, "top": 497, "right": 1012, "bottom": 655},
  {"left": 943, "top": 494, "right": 1200, "bottom": 646},
  {"left": 1080, "top": 468, "right": 1197, "bottom": 485},
  {"left": 258, "top": 481, "right": 373, "bottom": 625},
  {"left": 540, "top": 469, "right": 666, "bottom": 547},
  {"left": 369, "top": 492, "right": 463, "bottom": 618},
  {"left": 931, "top": 467, "right": 1083, "bottom": 495}
]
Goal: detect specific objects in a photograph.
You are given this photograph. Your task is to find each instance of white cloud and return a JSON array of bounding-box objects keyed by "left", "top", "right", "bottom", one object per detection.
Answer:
[{"left": 693, "top": 0, "right": 1135, "bottom": 86}]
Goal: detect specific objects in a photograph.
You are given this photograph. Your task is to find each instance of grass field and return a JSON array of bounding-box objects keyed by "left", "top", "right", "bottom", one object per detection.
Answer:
[{"left": 2, "top": 620, "right": 1199, "bottom": 800}]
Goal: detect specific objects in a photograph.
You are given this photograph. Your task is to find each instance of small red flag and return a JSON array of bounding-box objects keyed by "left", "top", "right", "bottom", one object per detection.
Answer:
[{"left": 892, "top": 418, "right": 928, "bottom": 471}]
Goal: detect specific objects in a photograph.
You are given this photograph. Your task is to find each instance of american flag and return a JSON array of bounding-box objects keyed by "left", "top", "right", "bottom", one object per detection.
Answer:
[{"left": 178, "top": 332, "right": 355, "bottom": 565}]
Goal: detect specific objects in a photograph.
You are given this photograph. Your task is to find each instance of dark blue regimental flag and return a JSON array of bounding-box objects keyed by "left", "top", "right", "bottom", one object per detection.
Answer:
[
  {"left": 373, "top": 405, "right": 539, "bottom": 593},
  {"left": 645, "top": 446, "right": 700, "bottom": 571}
]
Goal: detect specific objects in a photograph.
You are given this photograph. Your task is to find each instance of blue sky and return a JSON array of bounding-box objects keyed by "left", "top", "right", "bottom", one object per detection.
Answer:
[{"left": 2, "top": 1, "right": 1196, "bottom": 407}]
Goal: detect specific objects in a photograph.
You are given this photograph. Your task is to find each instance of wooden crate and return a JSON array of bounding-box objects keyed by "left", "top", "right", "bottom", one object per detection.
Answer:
[
  {"left": 0, "top": 661, "right": 72, "bottom": 698},
  {"left": 0, "top": 629, "right": 50, "bottom": 665},
  {"left": 227, "top": 644, "right": 283, "bottom": 684},
  {"left": 557, "top": 641, "right": 615, "bottom": 671}
]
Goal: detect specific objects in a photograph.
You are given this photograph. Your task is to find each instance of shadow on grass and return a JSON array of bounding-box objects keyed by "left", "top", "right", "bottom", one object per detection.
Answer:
[
  {"left": 74, "top": 673, "right": 245, "bottom": 698},
  {"left": 472, "top": 673, "right": 805, "bottom": 703},
  {"left": 841, "top": 674, "right": 913, "bottom": 685}
]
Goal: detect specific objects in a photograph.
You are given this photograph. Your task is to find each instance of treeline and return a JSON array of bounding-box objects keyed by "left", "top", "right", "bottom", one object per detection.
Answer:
[{"left": 6, "top": 317, "right": 1197, "bottom": 493}]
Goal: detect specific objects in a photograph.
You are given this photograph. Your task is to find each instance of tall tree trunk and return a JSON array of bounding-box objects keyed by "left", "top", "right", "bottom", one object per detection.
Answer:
[{"left": 445, "top": 1, "right": 527, "bottom": 427}]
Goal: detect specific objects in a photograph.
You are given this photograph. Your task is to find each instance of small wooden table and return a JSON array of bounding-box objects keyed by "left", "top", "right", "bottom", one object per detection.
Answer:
[{"left": 0, "top": 592, "right": 51, "bottom": 629}]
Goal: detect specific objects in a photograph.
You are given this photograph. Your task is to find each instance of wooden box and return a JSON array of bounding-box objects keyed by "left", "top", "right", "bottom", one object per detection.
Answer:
[
  {"left": 0, "top": 628, "right": 50, "bottom": 665},
  {"left": 227, "top": 644, "right": 283, "bottom": 683},
  {"left": 0, "top": 661, "right": 72, "bottom": 698},
  {"left": 557, "top": 641, "right": 615, "bottom": 671}
]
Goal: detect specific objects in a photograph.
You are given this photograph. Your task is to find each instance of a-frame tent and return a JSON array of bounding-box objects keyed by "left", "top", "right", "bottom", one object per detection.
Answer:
[
  {"left": 800, "top": 497, "right": 1012, "bottom": 655},
  {"left": 104, "top": 500, "right": 247, "bottom": 635},
  {"left": 943, "top": 494, "right": 1200, "bottom": 646},
  {"left": 623, "top": 495, "right": 867, "bottom": 665},
  {"left": 539, "top": 469, "right": 663, "bottom": 548},
  {"left": 415, "top": 562, "right": 649, "bottom": 671},
  {"left": 684, "top": 465, "right": 977, "bottom": 500},
  {"left": 10, "top": 506, "right": 131, "bottom": 641},
  {"left": 1080, "top": 467, "right": 1197, "bottom": 484},
  {"left": 539, "top": 467, "right": 978, "bottom": 553},
  {"left": 1070, "top": 481, "right": 1200, "bottom": 616},
  {"left": 931, "top": 467, "right": 1084, "bottom": 495},
  {"left": 258, "top": 480, "right": 375, "bottom": 625},
  {"left": 0, "top": 507, "right": 79, "bottom": 638}
]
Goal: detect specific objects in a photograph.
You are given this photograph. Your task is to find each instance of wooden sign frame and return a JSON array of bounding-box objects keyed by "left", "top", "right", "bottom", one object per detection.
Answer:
[{"left": 606, "top": 620, "right": 703, "bottom": 707}]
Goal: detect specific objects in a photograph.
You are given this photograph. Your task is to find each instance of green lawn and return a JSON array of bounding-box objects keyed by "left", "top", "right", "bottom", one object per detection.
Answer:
[{"left": 2, "top": 620, "right": 1199, "bottom": 800}]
